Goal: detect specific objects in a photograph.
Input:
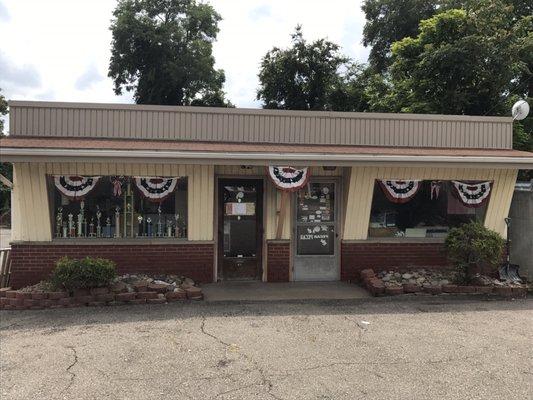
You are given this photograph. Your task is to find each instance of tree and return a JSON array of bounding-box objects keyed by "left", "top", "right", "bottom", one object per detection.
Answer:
[
  {"left": 386, "top": 2, "right": 531, "bottom": 117},
  {"left": 0, "top": 89, "right": 7, "bottom": 136},
  {"left": 109, "top": 0, "right": 231, "bottom": 106},
  {"left": 0, "top": 88, "right": 11, "bottom": 225},
  {"left": 257, "top": 27, "right": 368, "bottom": 112},
  {"left": 361, "top": 0, "right": 439, "bottom": 73}
]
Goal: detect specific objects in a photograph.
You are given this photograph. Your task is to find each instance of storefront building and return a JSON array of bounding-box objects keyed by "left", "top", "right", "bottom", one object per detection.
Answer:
[{"left": 1, "top": 101, "right": 532, "bottom": 288}]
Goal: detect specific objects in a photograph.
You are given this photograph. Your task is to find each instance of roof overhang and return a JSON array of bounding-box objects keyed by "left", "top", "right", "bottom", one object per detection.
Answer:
[{"left": 2, "top": 146, "right": 532, "bottom": 169}]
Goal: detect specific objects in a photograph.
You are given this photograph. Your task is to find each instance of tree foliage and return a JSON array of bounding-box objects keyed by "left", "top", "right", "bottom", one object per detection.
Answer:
[
  {"left": 388, "top": 4, "right": 527, "bottom": 115},
  {"left": 0, "top": 88, "right": 7, "bottom": 136},
  {"left": 109, "top": 0, "right": 231, "bottom": 106},
  {"left": 445, "top": 221, "right": 505, "bottom": 283},
  {"left": 257, "top": 27, "right": 370, "bottom": 112},
  {"left": 362, "top": 0, "right": 438, "bottom": 73}
]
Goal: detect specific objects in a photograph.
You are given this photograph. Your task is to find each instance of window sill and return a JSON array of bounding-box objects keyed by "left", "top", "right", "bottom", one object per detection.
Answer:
[{"left": 48, "top": 238, "right": 201, "bottom": 245}]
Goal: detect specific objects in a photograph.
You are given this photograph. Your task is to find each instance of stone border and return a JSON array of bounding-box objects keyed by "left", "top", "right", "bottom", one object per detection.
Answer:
[
  {"left": 0, "top": 285, "right": 203, "bottom": 311},
  {"left": 359, "top": 269, "right": 527, "bottom": 299}
]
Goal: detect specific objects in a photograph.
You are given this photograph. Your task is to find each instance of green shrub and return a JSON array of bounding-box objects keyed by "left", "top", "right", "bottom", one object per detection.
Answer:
[
  {"left": 50, "top": 256, "right": 117, "bottom": 291},
  {"left": 445, "top": 221, "right": 505, "bottom": 284}
]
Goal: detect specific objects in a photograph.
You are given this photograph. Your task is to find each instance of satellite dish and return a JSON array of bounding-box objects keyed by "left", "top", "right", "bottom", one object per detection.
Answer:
[{"left": 511, "top": 100, "right": 530, "bottom": 121}]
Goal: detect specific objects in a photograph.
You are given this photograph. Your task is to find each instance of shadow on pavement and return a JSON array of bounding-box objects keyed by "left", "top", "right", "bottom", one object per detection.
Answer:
[{"left": 0, "top": 295, "right": 530, "bottom": 332}]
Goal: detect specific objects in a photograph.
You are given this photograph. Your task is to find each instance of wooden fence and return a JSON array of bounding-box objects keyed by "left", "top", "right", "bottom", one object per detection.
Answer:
[{"left": 0, "top": 248, "right": 11, "bottom": 288}]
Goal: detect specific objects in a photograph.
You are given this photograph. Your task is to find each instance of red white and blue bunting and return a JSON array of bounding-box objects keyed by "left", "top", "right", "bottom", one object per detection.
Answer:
[
  {"left": 54, "top": 175, "right": 100, "bottom": 200},
  {"left": 379, "top": 180, "right": 421, "bottom": 204},
  {"left": 268, "top": 166, "right": 310, "bottom": 192},
  {"left": 452, "top": 181, "right": 492, "bottom": 207},
  {"left": 134, "top": 177, "right": 180, "bottom": 202}
]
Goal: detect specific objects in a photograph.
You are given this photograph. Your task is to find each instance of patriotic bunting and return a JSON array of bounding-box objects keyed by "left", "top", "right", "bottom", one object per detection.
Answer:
[
  {"left": 54, "top": 175, "right": 100, "bottom": 200},
  {"left": 452, "top": 181, "right": 492, "bottom": 207},
  {"left": 268, "top": 166, "right": 310, "bottom": 192},
  {"left": 134, "top": 177, "right": 180, "bottom": 202},
  {"left": 378, "top": 180, "right": 421, "bottom": 204}
]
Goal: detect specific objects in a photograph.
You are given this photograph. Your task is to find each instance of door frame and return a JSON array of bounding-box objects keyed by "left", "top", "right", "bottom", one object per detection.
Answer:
[
  {"left": 291, "top": 177, "right": 342, "bottom": 281},
  {"left": 215, "top": 176, "right": 265, "bottom": 282}
]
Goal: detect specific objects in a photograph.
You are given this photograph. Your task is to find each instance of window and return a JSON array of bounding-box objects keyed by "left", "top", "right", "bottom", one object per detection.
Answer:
[
  {"left": 368, "top": 180, "right": 490, "bottom": 238},
  {"left": 50, "top": 175, "right": 187, "bottom": 239}
]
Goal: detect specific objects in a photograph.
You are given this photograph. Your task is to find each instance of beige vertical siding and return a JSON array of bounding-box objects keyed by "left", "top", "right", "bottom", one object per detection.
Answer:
[
  {"left": 343, "top": 167, "right": 518, "bottom": 240},
  {"left": 11, "top": 162, "right": 214, "bottom": 242},
  {"left": 10, "top": 101, "right": 513, "bottom": 149},
  {"left": 11, "top": 163, "right": 52, "bottom": 241}
]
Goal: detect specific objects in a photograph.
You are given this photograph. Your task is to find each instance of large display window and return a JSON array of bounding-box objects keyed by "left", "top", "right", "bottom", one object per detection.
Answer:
[
  {"left": 368, "top": 180, "right": 490, "bottom": 238},
  {"left": 50, "top": 175, "right": 188, "bottom": 239}
]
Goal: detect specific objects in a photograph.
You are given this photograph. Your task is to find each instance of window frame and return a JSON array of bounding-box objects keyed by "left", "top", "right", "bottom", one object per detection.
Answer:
[{"left": 48, "top": 175, "right": 189, "bottom": 242}]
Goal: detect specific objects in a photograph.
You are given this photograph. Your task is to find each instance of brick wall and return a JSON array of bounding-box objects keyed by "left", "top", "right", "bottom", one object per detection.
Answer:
[
  {"left": 341, "top": 241, "right": 449, "bottom": 282},
  {"left": 9, "top": 242, "right": 215, "bottom": 289},
  {"left": 266, "top": 240, "right": 290, "bottom": 282}
]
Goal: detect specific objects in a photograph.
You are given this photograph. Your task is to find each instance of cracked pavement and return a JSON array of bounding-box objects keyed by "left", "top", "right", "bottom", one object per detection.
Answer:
[{"left": 0, "top": 297, "right": 531, "bottom": 399}]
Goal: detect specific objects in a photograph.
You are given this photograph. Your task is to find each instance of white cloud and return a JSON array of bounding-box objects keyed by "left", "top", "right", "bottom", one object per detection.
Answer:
[
  {"left": 75, "top": 64, "right": 104, "bottom": 91},
  {"left": 0, "top": 0, "right": 368, "bottom": 112},
  {"left": 0, "top": 1, "right": 9, "bottom": 21}
]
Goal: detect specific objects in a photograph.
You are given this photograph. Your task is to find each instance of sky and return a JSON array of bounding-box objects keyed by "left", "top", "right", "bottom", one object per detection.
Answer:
[{"left": 0, "top": 0, "right": 369, "bottom": 128}]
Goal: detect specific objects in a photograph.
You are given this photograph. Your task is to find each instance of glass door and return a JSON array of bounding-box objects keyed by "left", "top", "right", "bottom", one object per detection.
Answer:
[
  {"left": 293, "top": 180, "right": 339, "bottom": 281},
  {"left": 218, "top": 179, "right": 263, "bottom": 280}
]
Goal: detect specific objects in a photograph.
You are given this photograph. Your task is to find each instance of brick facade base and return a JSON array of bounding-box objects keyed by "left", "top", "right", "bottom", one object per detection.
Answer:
[
  {"left": 266, "top": 240, "right": 290, "bottom": 282},
  {"left": 9, "top": 242, "right": 215, "bottom": 289},
  {"left": 341, "top": 241, "right": 449, "bottom": 282}
]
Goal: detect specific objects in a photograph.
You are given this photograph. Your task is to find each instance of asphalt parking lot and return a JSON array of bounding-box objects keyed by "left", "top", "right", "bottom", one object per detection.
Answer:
[{"left": 1, "top": 297, "right": 531, "bottom": 400}]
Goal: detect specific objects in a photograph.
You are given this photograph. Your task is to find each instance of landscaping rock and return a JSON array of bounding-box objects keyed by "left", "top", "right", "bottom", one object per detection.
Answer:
[
  {"left": 15, "top": 292, "right": 32, "bottom": 300},
  {"left": 110, "top": 282, "right": 128, "bottom": 293},
  {"left": 165, "top": 291, "right": 186, "bottom": 301},
  {"left": 115, "top": 292, "right": 136, "bottom": 302},
  {"left": 147, "top": 283, "right": 170, "bottom": 293},
  {"left": 132, "top": 281, "right": 150, "bottom": 292},
  {"left": 185, "top": 286, "right": 203, "bottom": 300},
  {"left": 403, "top": 283, "right": 422, "bottom": 293},
  {"left": 385, "top": 286, "right": 403, "bottom": 296},
  {"left": 423, "top": 285, "right": 442, "bottom": 295},
  {"left": 90, "top": 287, "right": 109, "bottom": 296},
  {"left": 136, "top": 291, "right": 158, "bottom": 300},
  {"left": 48, "top": 291, "right": 68, "bottom": 300}
]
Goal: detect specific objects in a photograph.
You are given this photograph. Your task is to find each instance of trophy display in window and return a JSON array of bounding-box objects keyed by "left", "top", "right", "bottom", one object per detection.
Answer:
[
  {"left": 135, "top": 215, "right": 142, "bottom": 237},
  {"left": 56, "top": 207, "right": 63, "bottom": 238},
  {"left": 174, "top": 213, "right": 180, "bottom": 238},
  {"left": 115, "top": 206, "right": 121, "bottom": 238},
  {"left": 166, "top": 219, "right": 172, "bottom": 237},
  {"left": 123, "top": 180, "right": 134, "bottom": 238},
  {"left": 68, "top": 213, "right": 75, "bottom": 237},
  {"left": 89, "top": 217, "right": 95, "bottom": 237},
  {"left": 77, "top": 201, "right": 85, "bottom": 237},
  {"left": 105, "top": 217, "right": 111, "bottom": 238},
  {"left": 147, "top": 217, "right": 152, "bottom": 237},
  {"left": 157, "top": 206, "right": 163, "bottom": 237},
  {"left": 96, "top": 206, "right": 102, "bottom": 238}
]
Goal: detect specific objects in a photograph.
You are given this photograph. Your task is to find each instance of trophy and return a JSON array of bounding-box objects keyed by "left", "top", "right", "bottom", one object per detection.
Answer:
[
  {"left": 166, "top": 219, "right": 172, "bottom": 237},
  {"left": 137, "top": 215, "right": 143, "bottom": 237},
  {"left": 96, "top": 206, "right": 102, "bottom": 238},
  {"left": 147, "top": 217, "right": 152, "bottom": 237},
  {"left": 68, "top": 213, "right": 75, "bottom": 238},
  {"left": 106, "top": 217, "right": 111, "bottom": 238},
  {"left": 56, "top": 207, "right": 63, "bottom": 238},
  {"left": 77, "top": 202, "right": 84, "bottom": 237},
  {"left": 89, "top": 217, "right": 95, "bottom": 237},
  {"left": 174, "top": 213, "right": 180, "bottom": 238},
  {"left": 115, "top": 206, "right": 121, "bottom": 238},
  {"left": 62, "top": 221, "right": 67, "bottom": 238},
  {"left": 156, "top": 206, "right": 163, "bottom": 237}
]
